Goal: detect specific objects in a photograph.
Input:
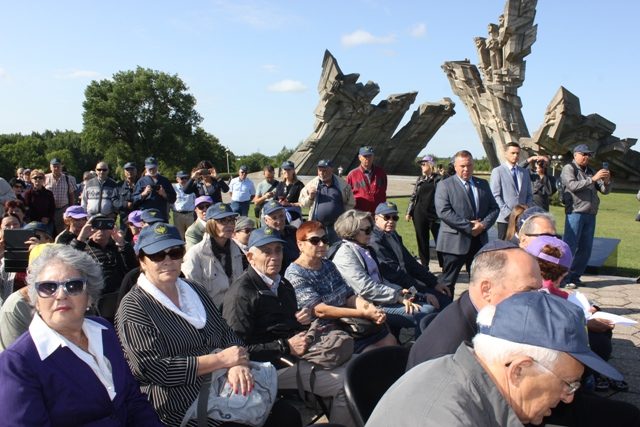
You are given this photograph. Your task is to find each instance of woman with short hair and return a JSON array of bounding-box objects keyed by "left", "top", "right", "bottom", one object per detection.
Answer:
[
  {"left": 333, "top": 209, "right": 435, "bottom": 339},
  {"left": 0, "top": 244, "right": 162, "bottom": 425}
]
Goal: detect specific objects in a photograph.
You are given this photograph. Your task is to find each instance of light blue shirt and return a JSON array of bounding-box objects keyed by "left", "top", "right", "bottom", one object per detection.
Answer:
[
  {"left": 173, "top": 183, "right": 195, "bottom": 212},
  {"left": 229, "top": 177, "right": 256, "bottom": 202}
]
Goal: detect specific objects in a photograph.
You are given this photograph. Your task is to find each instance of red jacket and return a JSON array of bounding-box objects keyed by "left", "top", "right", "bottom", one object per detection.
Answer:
[{"left": 347, "top": 165, "right": 387, "bottom": 213}]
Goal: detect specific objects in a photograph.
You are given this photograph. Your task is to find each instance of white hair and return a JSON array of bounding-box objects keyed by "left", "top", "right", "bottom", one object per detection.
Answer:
[{"left": 473, "top": 305, "right": 561, "bottom": 369}]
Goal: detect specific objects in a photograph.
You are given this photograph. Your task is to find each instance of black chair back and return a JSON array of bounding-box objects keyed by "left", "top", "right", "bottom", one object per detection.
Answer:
[{"left": 344, "top": 346, "right": 410, "bottom": 427}]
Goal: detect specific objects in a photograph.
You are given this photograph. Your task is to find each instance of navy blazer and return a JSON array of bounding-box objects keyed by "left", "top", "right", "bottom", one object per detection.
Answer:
[
  {"left": 435, "top": 175, "right": 499, "bottom": 255},
  {"left": 0, "top": 317, "right": 162, "bottom": 426}
]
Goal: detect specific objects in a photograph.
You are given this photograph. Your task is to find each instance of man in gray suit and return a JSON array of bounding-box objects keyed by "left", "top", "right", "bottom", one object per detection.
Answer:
[
  {"left": 435, "top": 150, "right": 499, "bottom": 294},
  {"left": 490, "top": 142, "right": 533, "bottom": 240}
]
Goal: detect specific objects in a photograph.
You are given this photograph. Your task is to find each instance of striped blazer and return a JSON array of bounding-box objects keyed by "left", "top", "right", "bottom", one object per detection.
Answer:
[{"left": 115, "top": 280, "right": 244, "bottom": 427}]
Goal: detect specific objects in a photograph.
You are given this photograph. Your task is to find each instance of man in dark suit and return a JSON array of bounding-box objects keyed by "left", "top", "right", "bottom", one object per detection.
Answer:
[
  {"left": 435, "top": 150, "right": 499, "bottom": 295},
  {"left": 490, "top": 142, "right": 533, "bottom": 239}
]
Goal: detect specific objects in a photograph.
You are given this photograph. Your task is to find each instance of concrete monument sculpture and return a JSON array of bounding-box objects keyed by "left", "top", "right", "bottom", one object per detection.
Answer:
[
  {"left": 289, "top": 50, "right": 455, "bottom": 175},
  {"left": 443, "top": 0, "right": 638, "bottom": 181}
]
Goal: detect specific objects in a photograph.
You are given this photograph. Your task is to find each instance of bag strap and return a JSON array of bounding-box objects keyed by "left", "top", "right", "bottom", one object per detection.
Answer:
[
  {"left": 197, "top": 373, "right": 213, "bottom": 427},
  {"left": 295, "top": 362, "right": 330, "bottom": 415}
]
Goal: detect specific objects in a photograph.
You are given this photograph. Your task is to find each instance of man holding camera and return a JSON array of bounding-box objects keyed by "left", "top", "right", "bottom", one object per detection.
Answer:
[
  {"left": 561, "top": 144, "right": 611, "bottom": 286},
  {"left": 521, "top": 155, "right": 557, "bottom": 211},
  {"left": 132, "top": 157, "right": 176, "bottom": 221}
]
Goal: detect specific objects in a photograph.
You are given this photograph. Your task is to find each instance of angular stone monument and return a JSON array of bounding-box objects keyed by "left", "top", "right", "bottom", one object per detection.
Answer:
[
  {"left": 443, "top": 0, "right": 639, "bottom": 181},
  {"left": 289, "top": 50, "right": 455, "bottom": 175}
]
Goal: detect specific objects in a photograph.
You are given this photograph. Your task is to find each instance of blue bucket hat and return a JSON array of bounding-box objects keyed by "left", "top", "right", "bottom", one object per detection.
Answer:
[
  {"left": 248, "top": 227, "right": 285, "bottom": 249},
  {"left": 141, "top": 208, "right": 163, "bottom": 224},
  {"left": 478, "top": 292, "right": 623, "bottom": 381},
  {"left": 262, "top": 200, "right": 284, "bottom": 217},
  {"left": 134, "top": 222, "right": 185, "bottom": 255},
  {"left": 205, "top": 203, "right": 238, "bottom": 221},
  {"left": 375, "top": 201, "right": 398, "bottom": 216}
]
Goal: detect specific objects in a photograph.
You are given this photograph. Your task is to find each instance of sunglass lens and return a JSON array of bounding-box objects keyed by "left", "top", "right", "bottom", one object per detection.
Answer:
[
  {"left": 37, "top": 282, "right": 58, "bottom": 297},
  {"left": 167, "top": 247, "right": 185, "bottom": 260},
  {"left": 65, "top": 280, "right": 86, "bottom": 295}
]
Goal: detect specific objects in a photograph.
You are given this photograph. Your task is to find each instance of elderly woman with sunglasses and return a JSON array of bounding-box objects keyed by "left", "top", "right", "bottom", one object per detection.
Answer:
[
  {"left": 0, "top": 244, "right": 162, "bottom": 425},
  {"left": 285, "top": 221, "right": 397, "bottom": 353},
  {"left": 182, "top": 203, "right": 246, "bottom": 308},
  {"left": 115, "top": 223, "right": 297, "bottom": 426},
  {"left": 333, "top": 210, "right": 436, "bottom": 339}
]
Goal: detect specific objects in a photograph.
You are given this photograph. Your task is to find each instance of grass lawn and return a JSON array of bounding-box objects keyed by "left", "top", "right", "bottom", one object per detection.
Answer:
[{"left": 389, "top": 190, "right": 640, "bottom": 278}]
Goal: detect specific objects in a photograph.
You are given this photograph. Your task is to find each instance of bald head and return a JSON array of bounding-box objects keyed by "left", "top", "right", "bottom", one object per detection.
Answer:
[
  {"left": 469, "top": 247, "right": 542, "bottom": 310},
  {"left": 519, "top": 214, "right": 557, "bottom": 249}
]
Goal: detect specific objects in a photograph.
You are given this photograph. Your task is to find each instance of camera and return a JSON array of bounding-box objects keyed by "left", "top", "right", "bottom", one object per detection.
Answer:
[
  {"left": 536, "top": 159, "right": 546, "bottom": 167},
  {"left": 91, "top": 217, "right": 115, "bottom": 230}
]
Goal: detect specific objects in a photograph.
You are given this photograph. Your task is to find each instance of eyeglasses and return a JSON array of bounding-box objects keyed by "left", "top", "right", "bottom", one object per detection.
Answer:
[
  {"left": 524, "top": 233, "right": 561, "bottom": 239},
  {"left": 179, "top": 177, "right": 188, "bottom": 180},
  {"left": 96, "top": 168, "right": 108, "bottom": 172},
  {"left": 578, "top": 152, "right": 592, "bottom": 157},
  {"left": 359, "top": 227, "right": 373, "bottom": 235},
  {"left": 237, "top": 228, "right": 253, "bottom": 234},
  {"left": 35, "top": 278, "right": 87, "bottom": 298},
  {"left": 196, "top": 204, "right": 211, "bottom": 210},
  {"left": 533, "top": 360, "right": 581, "bottom": 395},
  {"left": 33, "top": 176, "right": 45, "bottom": 180},
  {"left": 144, "top": 246, "right": 185, "bottom": 262},
  {"left": 216, "top": 216, "right": 237, "bottom": 225},
  {"left": 304, "top": 235, "right": 330, "bottom": 246},
  {"left": 380, "top": 214, "right": 399, "bottom": 222}
]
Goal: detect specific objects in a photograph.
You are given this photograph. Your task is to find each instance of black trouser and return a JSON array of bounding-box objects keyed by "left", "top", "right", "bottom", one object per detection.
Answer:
[
  {"left": 497, "top": 222, "right": 508, "bottom": 240},
  {"left": 412, "top": 215, "right": 442, "bottom": 267},
  {"left": 438, "top": 237, "right": 483, "bottom": 295},
  {"left": 538, "top": 391, "right": 640, "bottom": 427}
]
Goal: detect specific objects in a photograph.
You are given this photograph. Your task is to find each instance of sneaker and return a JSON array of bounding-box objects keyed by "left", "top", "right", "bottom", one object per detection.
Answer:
[
  {"left": 610, "top": 380, "right": 629, "bottom": 392},
  {"left": 595, "top": 376, "right": 610, "bottom": 392},
  {"left": 563, "top": 282, "right": 577, "bottom": 290}
]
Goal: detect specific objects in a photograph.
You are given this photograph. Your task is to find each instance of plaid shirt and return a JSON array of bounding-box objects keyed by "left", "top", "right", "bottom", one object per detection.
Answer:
[{"left": 45, "top": 173, "right": 77, "bottom": 208}]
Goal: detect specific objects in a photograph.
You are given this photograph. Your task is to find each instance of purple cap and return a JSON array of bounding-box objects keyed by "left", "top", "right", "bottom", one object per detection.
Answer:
[
  {"left": 523, "top": 235, "right": 573, "bottom": 269},
  {"left": 127, "top": 210, "right": 143, "bottom": 228},
  {"left": 63, "top": 205, "right": 88, "bottom": 219},
  {"left": 195, "top": 196, "right": 213, "bottom": 208},
  {"left": 418, "top": 155, "right": 434, "bottom": 164}
]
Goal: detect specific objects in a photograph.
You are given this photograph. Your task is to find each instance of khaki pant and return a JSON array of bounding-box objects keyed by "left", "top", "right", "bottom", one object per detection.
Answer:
[{"left": 172, "top": 211, "right": 195, "bottom": 239}]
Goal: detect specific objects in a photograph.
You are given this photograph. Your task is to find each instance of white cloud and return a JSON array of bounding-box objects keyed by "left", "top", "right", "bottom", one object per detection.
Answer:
[
  {"left": 261, "top": 64, "right": 278, "bottom": 73},
  {"left": 410, "top": 23, "right": 426, "bottom": 38},
  {"left": 267, "top": 79, "right": 306, "bottom": 93},
  {"left": 341, "top": 29, "right": 396, "bottom": 48},
  {"left": 55, "top": 69, "right": 100, "bottom": 80}
]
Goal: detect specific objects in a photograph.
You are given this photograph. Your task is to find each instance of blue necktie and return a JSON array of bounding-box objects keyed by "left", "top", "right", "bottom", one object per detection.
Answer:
[
  {"left": 512, "top": 167, "right": 519, "bottom": 192},
  {"left": 465, "top": 181, "right": 477, "bottom": 218}
]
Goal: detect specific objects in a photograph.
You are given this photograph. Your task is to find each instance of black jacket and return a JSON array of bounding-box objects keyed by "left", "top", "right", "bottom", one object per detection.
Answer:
[{"left": 222, "top": 266, "right": 305, "bottom": 366}]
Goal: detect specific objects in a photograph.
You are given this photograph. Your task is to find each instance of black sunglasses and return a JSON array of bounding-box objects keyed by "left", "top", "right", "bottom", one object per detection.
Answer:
[
  {"left": 96, "top": 168, "right": 108, "bottom": 172},
  {"left": 196, "top": 204, "right": 212, "bottom": 210},
  {"left": 304, "top": 235, "right": 330, "bottom": 246},
  {"left": 359, "top": 227, "right": 373, "bottom": 235},
  {"left": 144, "top": 246, "right": 185, "bottom": 262},
  {"left": 381, "top": 214, "right": 399, "bottom": 221},
  {"left": 33, "top": 176, "right": 45, "bottom": 180},
  {"left": 36, "top": 278, "right": 86, "bottom": 298},
  {"left": 524, "top": 232, "right": 561, "bottom": 239}
]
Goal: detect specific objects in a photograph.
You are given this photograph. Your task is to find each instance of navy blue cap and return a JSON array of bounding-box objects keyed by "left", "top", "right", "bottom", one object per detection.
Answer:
[
  {"left": 375, "top": 201, "right": 398, "bottom": 216},
  {"left": 144, "top": 157, "right": 158, "bottom": 167},
  {"left": 248, "top": 227, "right": 285, "bottom": 249},
  {"left": 176, "top": 170, "right": 189, "bottom": 178},
  {"left": 281, "top": 160, "right": 295, "bottom": 170},
  {"left": 134, "top": 222, "right": 185, "bottom": 255},
  {"left": 317, "top": 159, "right": 332, "bottom": 168},
  {"left": 49, "top": 158, "right": 62, "bottom": 165},
  {"left": 359, "top": 146, "right": 375, "bottom": 156},
  {"left": 573, "top": 144, "right": 594, "bottom": 155},
  {"left": 479, "top": 292, "right": 623, "bottom": 381},
  {"left": 24, "top": 221, "right": 51, "bottom": 235},
  {"left": 205, "top": 202, "right": 238, "bottom": 221},
  {"left": 262, "top": 200, "right": 284, "bottom": 216},
  {"left": 141, "top": 209, "right": 163, "bottom": 224},
  {"left": 475, "top": 239, "right": 519, "bottom": 256},
  {"left": 123, "top": 162, "right": 137, "bottom": 170}
]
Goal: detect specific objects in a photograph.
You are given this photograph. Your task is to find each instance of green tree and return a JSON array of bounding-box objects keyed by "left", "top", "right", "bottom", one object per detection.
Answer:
[{"left": 82, "top": 67, "right": 204, "bottom": 171}]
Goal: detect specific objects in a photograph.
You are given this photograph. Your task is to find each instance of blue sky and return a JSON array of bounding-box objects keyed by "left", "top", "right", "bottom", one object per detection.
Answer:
[{"left": 1, "top": 0, "right": 637, "bottom": 159}]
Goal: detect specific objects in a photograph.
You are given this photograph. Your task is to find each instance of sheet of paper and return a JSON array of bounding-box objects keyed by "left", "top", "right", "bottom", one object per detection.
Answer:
[
  {"left": 591, "top": 311, "right": 638, "bottom": 326},
  {"left": 567, "top": 291, "right": 591, "bottom": 316}
]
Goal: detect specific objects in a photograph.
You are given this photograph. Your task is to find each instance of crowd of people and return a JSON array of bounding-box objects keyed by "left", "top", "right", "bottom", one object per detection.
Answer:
[{"left": 0, "top": 143, "right": 637, "bottom": 426}]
